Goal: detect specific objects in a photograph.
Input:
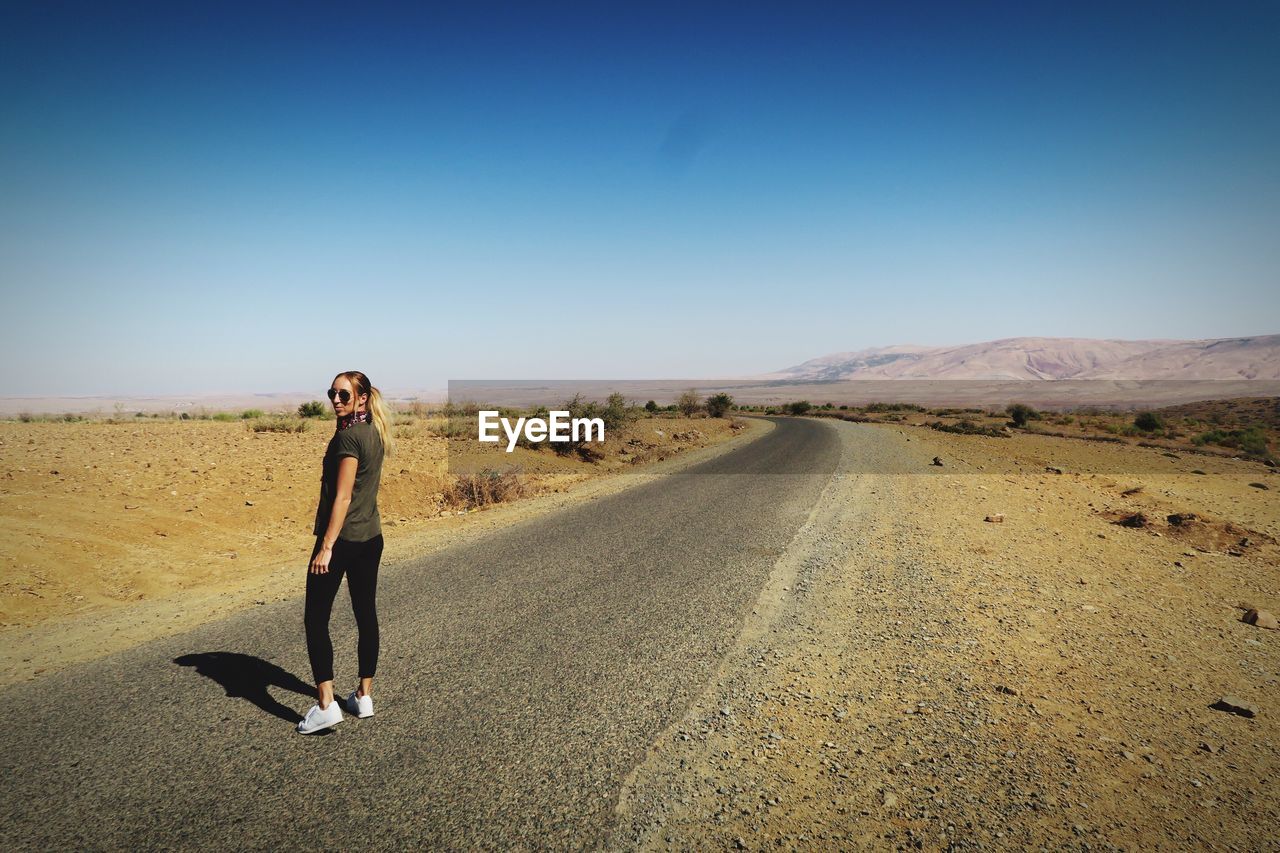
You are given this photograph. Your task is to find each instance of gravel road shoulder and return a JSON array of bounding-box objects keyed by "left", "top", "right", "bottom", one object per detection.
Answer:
[{"left": 608, "top": 418, "right": 1278, "bottom": 850}]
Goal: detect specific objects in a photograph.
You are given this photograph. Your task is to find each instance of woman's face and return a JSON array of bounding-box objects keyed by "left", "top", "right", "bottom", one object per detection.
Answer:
[{"left": 329, "top": 375, "right": 366, "bottom": 416}]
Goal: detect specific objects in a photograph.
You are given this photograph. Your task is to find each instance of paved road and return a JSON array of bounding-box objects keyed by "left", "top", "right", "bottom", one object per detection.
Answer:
[{"left": 1, "top": 417, "right": 841, "bottom": 851}]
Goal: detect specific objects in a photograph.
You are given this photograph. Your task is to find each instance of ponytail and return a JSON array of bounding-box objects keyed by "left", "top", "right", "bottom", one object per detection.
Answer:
[{"left": 367, "top": 385, "right": 395, "bottom": 459}]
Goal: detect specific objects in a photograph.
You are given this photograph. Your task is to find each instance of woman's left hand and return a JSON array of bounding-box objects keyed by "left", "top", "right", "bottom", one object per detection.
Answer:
[{"left": 309, "top": 542, "right": 333, "bottom": 574}]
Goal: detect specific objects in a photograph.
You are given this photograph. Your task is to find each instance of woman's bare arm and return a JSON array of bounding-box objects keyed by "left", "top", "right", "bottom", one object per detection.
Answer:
[{"left": 309, "top": 456, "right": 358, "bottom": 574}]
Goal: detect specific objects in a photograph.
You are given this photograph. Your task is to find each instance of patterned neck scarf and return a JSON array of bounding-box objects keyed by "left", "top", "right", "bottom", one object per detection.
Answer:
[{"left": 337, "top": 409, "right": 372, "bottom": 431}]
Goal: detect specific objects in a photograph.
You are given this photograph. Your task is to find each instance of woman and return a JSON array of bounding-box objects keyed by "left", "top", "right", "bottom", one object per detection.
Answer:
[{"left": 297, "top": 370, "right": 395, "bottom": 734}]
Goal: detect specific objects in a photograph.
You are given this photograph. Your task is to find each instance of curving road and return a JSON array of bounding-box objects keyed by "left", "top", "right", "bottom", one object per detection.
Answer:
[{"left": 0, "top": 416, "right": 841, "bottom": 851}]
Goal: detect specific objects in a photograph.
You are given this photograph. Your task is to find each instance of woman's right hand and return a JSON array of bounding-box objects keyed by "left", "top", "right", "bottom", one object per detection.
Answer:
[{"left": 309, "top": 541, "right": 333, "bottom": 574}]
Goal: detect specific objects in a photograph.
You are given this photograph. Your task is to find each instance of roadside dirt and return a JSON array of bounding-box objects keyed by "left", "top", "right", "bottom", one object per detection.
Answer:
[
  {"left": 611, "top": 418, "right": 1279, "bottom": 850},
  {"left": 0, "top": 414, "right": 764, "bottom": 686}
]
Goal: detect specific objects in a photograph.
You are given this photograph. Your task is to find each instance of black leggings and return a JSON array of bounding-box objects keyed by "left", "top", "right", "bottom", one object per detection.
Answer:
[{"left": 304, "top": 533, "right": 384, "bottom": 684}]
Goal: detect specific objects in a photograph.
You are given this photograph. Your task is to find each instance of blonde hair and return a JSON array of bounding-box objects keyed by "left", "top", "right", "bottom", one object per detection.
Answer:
[{"left": 334, "top": 370, "right": 395, "bottom": 459}]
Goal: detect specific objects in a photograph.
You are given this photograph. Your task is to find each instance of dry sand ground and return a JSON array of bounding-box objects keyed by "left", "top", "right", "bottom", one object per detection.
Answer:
[
  {"left": 0, "top": 413, "right": 754, "bottom": 686},
  {"left": 610, "top": 419, "right": 1278, "bottom": 851}
]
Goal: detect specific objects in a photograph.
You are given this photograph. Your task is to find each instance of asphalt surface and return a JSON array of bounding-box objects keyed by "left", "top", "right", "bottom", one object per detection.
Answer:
[{"left": 0, "top": 416, "right": 842, "bottom": 851}]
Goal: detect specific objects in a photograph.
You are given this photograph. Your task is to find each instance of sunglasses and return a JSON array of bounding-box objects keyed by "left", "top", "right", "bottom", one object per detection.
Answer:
[{"left": 326, "top": 388, "right": 358, "bottom": 403}]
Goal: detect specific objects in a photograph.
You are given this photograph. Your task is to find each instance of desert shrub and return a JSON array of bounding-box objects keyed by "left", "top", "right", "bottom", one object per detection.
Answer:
[
  {"left": 677, "top": 389, "right": 702, "bottom": 418},
  {"left": 786, "top": 400, "right": 812, "bottom": 416},
  {"left": 434, "top": 416, "right": 474, "bottom": 439},
  {"left": 540, "top": 394, "right": 603, "bottom": 458},
  {"left": 865, "top": 402, "right": 925, "bottom": 413},
  {"left": 248, "top": 417, "right": 308, "bottom": 433},
  {"left": 1194, "top": 426, "right": 1270, "bottom": 458},
  {"left": 645, "top": 400, "right": 658, "bottom": 413},
  {"left": 705, "top": 393, "right": 735, "bottom": 418},
  {"left": 298, "top": 400, "right": 326, "bottom": 418},
  {"left": 211, "top": 412, "right": 237, "bottom": 422},
  {"left": 1191, "top": 429, "right": 1223, "bottom": 447},
  {"left": 443, "top": 399, "right": 484, "bottom": 418},
  {"left": 446, "top": 467, "right": 528, "bottom": 509},
  {"left": 601, "top": 392, "right": 636, "bottom": 433},
  {"left": 1133, "top": 411, "right": 1163, "bottom": 432},
  {"left": 927, "top": 420, "right": 1008, "bottom": 438},
  {"left": 1006, "top": 403, "right": 1041, "bottom": 428},
  {"left": 241, "top": 409, "right": 265, "bottom": 419}
]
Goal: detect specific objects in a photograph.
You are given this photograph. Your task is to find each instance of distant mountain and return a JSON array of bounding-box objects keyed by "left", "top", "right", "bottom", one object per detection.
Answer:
[{"left": 767, "top": 335, "right": 1280, "bottom": 381}]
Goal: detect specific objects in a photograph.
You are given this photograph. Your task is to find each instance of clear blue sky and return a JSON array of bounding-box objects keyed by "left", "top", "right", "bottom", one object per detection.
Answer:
[{"left": 4, "top": 1, "right": 1278, "bottom": 395}]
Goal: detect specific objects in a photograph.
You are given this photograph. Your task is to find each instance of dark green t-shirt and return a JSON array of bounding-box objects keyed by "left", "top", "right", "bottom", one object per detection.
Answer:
[{"left": 313, "top": 421, "right": 384, "bottom": 542}]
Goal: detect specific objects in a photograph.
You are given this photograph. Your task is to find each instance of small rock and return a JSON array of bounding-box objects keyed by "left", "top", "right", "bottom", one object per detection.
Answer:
[
  {"left": 1243, "top": 609, "right": 1279, "bottom": 630},
  {"left": 244, "top": 500, "right": 254, "bottom": 506},
  {"left": 1248, "top": 482, "right": 1269, "bottom": 490},
  {"left": 1114, "top": 513, "right": 1147, "bottom": 528},
  {"left": 1211, "top": 696, "right": 1258, "bottom": 718},
  {"left": 984, "top": 514, "right": 1005, "bottom": 523},
  {"left": 882, "top": 791, "right": 898, "bottom": 808},
  {"left": 1046, "top": 466, "right": 1063, "bottom": 474},
  {"left": 931, "top": 457, "right": 943, "bottom": 466}
]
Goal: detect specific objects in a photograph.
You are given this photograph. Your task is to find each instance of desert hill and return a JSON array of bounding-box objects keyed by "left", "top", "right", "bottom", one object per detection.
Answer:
[{"left": 770, "top": 335, "right": 1280, "bottom": 382}]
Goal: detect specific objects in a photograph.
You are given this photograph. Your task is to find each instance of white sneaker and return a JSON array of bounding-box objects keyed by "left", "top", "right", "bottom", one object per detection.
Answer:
[
  {"left": 297, "top": 700, "right": 343, "bottom": 734},
  {"left": 344, "top": 690, "right": 374, "bottom": 718}
]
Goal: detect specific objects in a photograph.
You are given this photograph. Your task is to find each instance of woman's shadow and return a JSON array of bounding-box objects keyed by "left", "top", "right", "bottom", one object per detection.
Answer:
[{"left": 174, "top": 652, "right": 312, "bottom": 723}]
